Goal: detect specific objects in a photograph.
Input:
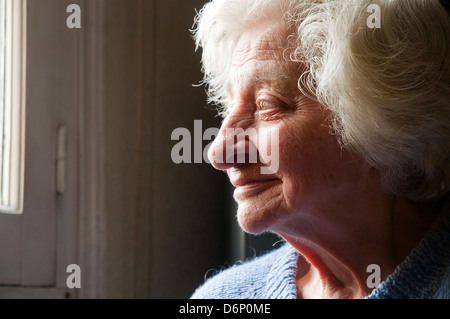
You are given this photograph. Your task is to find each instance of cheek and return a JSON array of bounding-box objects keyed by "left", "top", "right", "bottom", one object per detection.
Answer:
[
  {"left": 276, "top": 119, "right": 343, "bottom": 199},
  {"left": 254, "top": 126, "right": 281, "bottom": 173},
  {"left": 277, "top": 121, "right": 321, "bottom": 171}
]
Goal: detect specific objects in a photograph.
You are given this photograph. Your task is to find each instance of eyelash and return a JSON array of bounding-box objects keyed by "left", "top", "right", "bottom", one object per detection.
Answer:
[
  {"left": 222, "top": 96, "right": 286, "bottom": 119},
  {"left": 257, "top": 100, "right": 277, "bottom": 111}
]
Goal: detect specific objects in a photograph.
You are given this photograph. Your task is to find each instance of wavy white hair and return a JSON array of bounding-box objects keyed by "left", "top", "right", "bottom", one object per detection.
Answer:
[{"left": 193, "top": 0, "right": 450, "bottom": 200}]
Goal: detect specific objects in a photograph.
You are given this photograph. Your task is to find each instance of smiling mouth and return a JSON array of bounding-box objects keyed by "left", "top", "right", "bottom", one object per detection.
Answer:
[{"left": 232, "top": 178, "right": 279, "bottom": 200}]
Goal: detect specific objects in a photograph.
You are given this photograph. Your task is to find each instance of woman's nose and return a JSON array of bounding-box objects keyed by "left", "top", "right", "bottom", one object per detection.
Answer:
[{"left": 207, "top": 113, "right": 258, "bottom": 171}]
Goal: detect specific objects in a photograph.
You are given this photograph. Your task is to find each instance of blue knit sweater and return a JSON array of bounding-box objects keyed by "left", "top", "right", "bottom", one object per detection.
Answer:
[{"left": 192, "top": 201, "right": 450, "bottom": 299}]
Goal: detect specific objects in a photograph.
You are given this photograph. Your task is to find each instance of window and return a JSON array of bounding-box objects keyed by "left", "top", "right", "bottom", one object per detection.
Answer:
[{"left": 0, "top": 0, "right": 26, "bottom": 214}]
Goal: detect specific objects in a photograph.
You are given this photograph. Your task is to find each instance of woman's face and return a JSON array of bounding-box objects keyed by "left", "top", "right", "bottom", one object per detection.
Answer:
[{"left": 208, "top": 21, "right": 370, "bottom": 236}]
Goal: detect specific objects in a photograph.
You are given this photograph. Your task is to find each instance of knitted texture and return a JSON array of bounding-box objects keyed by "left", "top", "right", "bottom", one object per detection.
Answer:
[
  {"left": 191, "top": 244, "right": 299, "bottom": 299},
  {"left": 192, "top": 199, "right": 450, "bottom": 299},
  {"left": 366, "top": 200, "right": 450, "bottom": 299}
]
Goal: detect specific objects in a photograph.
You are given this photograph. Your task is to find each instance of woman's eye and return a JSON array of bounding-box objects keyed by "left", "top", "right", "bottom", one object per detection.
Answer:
[{"left": 257, "top": 100, "right": 277, "bottom": 111}]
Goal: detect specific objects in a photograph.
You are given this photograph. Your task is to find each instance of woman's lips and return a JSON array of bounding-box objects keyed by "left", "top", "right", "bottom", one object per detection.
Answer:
[{"left": 231, "top": 178, "right": 279, "bottom": 200}]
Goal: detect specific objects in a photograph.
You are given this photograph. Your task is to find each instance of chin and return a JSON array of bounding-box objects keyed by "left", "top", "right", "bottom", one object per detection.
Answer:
[{"left": 236, "top": 203, "right": 277, "bottom": 235}]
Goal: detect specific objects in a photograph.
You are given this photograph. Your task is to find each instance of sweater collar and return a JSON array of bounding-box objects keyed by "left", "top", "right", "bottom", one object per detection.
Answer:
[{"left": 366, "top": 196, "right": 450, "bottom": 299}]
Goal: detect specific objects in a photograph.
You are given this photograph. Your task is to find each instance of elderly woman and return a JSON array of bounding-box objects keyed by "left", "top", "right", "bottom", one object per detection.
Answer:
[{"left": 191, "top": 0, "right": 450, "bottom": 299}]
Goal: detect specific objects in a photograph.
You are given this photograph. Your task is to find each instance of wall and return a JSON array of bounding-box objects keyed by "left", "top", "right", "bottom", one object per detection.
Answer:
[{"left": 99, "top": 0, "right": 228, "bottom": 299}]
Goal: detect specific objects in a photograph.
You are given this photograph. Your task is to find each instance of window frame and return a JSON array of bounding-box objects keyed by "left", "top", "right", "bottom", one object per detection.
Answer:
[{"left": 0, "top": 0, "right": 26, "bottom": 214}]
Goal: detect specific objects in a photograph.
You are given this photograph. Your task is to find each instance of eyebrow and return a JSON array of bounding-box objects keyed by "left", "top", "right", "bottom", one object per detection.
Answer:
[
  {"left": 254, "top": 73, "right": 292, "bottom": 84},
  {"left": 226, "top": 72, "right": 296, "bottom": 99}
]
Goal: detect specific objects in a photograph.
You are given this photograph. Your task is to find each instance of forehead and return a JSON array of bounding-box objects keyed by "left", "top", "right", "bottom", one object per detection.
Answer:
[
  {"left": 231, "top": 22, "right": 289, "bottom": 67},
  {"left": 227, "top": 22, "right": 299, "bottom": 95}
]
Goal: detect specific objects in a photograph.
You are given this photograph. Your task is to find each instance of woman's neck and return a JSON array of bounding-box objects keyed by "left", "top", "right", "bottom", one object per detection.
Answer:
[{"left": 277, "top": 194, "right": 440, "bottom": 299}]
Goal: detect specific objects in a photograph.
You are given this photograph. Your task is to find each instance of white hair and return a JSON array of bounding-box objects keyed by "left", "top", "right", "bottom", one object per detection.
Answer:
[{"left": 193, "top": 0, "right": 450, "bottom": 200}]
